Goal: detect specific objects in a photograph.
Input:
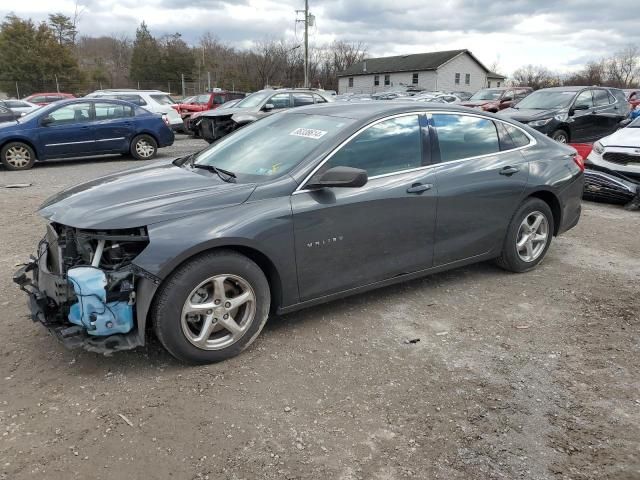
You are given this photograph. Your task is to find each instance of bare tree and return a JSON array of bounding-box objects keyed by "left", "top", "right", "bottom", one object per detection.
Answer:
[
  {"left": 511, "top": 64, "right": 561, "bottom": 90},
  {"left": 606, "top": 45, "right": 640, "bottom": 88}
]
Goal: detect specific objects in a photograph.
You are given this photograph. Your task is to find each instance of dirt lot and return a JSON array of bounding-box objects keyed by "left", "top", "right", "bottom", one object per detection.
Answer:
[{"left": 0, "top": 136, "right": 638, "bottom": 480}]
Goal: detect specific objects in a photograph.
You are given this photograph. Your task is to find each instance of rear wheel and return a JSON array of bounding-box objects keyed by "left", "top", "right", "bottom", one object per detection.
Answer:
[
  {"left": 496, "top": 198, "right": 554, "bottom": 273},
  {"left": 130, "top": 134, "right": 157, "bottom": 160},
  {"left": 1, "top": 142, "right": 36, "bottom": 170},
  {"left": 550, "top": 129, "right": 569, "bottom": 143},
  {"left": 152, "top": 250, "right": 271, "bottom": 364}
]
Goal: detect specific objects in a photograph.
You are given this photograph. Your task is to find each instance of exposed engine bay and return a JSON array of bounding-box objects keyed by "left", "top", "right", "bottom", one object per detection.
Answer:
[
  {"left": 13, "top": 223, "right": 152, "bottom": 354},
  {"left": 197, "top": 114, "right": 239, "bottom": 143}
]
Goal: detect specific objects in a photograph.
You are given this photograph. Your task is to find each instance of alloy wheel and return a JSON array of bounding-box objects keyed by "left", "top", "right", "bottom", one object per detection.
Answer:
[
  {"left": 180, "top": 274, "right": 256, "bottom": 351},
  {"left": 135, "top": 139, "right": 155, "bottom": 158},
  {"left": 516, "top": 211, "right": 549, "bottom": 262},
  {"left": 5, "top": 146, "right": 31, "bottom": 168}
]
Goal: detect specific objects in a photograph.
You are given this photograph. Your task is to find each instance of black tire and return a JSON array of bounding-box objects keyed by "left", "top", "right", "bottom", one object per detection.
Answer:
[
  {"left": 495, "top": 198, "right": 554, "bottom": 273},
  {"left": 1, "top": 142, "right": 36, "bottom": 170},
  {"left": 130, "top": 134, "right": 158, "bottom": 160},
  {"left": 152, "top": 250, "right": 271, "bottom": 364},
  {"left": 550, "top": 129, "right": 569, "bottom": 143}
]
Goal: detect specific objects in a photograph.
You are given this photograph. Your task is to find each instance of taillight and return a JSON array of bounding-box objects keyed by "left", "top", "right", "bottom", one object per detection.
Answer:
[{"left": 572, "top": 154, "right": 585, "bottom": 172}]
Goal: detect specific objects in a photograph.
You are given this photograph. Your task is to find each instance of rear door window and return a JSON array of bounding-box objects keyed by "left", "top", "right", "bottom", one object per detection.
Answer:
[
  {"left": 94, "top": 102, "right": 133, "bottom": 120},
  {"left": 150, "top": 94, "right": 175, "bottom": 105},
  {"left": 292, "top": 93, "right": 314, "bottom": 107},
  {"left": 504, "top": 124, "right": 530, "bottom": 148},
  {"left": 432, "top": 114, "right": 500, "bottom": 162},
  {"left": 323, "top": 115, "right": 422, "bottom": 177},
  {"left": 116, "top": 95, "right": 147, "bottom": 106}
]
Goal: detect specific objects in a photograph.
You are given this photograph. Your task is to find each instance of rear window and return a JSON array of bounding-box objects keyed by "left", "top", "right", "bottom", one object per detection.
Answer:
[{"left": 150, "top": 94, "right": 175, "bottom": 105}]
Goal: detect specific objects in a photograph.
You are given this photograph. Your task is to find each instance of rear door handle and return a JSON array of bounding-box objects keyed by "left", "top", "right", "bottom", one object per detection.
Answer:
[
  {"left": 406, "top": 183, "right": 432, "bottom": 194},
  {"left": 499, "top": 166, "right": 520, "bottom": 176}
]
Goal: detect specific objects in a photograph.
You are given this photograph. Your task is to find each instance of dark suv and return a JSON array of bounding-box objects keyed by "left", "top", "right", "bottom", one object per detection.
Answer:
[
  {"left": 197, "top": 88, "right": 334, "bottom": 143},
  {"left": 500, "top": 86, "right": 630, "bottom": 143},
  {"left": 460, "top": 87, "right": 532, "bottom": 112}
]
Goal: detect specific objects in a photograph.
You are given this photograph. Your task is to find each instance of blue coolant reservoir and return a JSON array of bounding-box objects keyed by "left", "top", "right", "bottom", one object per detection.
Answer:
[{"left": 67, "top": 267, "right": 133, "bottom": 336}]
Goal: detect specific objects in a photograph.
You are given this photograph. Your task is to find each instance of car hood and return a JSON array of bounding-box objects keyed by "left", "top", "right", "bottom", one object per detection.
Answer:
[
  {"left": 600, "top": 126, "right": 640, "bottom": 147},
  {"left": 499, "top": 108, "right": 563, "bottom": 122},
  {"left": 0, "top": 119, "right": 21, "bottom": 131},
  {"left": 38, "top": 160, "right": 257, "bottom": 230}
]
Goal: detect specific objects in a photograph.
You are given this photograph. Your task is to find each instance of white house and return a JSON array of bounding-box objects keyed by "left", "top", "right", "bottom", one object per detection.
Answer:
[{"left": 337, "top": 49, "right": 505, "bottom": 94}]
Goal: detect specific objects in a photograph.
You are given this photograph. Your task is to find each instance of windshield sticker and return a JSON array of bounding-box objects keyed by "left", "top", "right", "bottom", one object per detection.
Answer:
[{"left": 289, "top": 128, "right": 328, "bottom": 139}]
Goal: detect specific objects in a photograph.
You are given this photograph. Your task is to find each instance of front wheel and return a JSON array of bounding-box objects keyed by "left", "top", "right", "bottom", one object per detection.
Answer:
[
  {"left": 152, "top": 250, "right": 271, "bottom": 364},
  {"left": 496, "top": 198, "right": 554, "bottom": 273},
  {"left": 130, "top": 134, "right": 158, "bottom": 160},
  {"left": 1, "top": 142, "right": 36, "bottom": 170}
]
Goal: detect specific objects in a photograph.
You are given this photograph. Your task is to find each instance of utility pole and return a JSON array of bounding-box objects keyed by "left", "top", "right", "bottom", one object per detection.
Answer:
[
  {"left": 181, "top": 73, "right": 186, "bottom": 98},
  {"left": 15, "top": 81, "right": 20, "bottom": 99},
  {"left": 207, "top": 72, "right": 211, "bottom": 92},
  {"left": 296, "top": 1, "right": 310, "bottom": 88},
  {"left": 304, "top": 0, "right": 308, "bottom": 88},
  {"left": 55, "top": 74, "right": 60, "bottom": 93}
]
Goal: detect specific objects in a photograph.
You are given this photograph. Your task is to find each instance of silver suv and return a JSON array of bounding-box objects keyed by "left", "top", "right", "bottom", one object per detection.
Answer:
[{"left": 197, "top": 88, "right": 334, "bottom": 143}]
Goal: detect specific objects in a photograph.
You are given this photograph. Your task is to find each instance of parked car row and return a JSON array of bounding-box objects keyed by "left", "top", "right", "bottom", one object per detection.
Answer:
[{"left": 0, "top": 98, "right": 174, "bottom": 170}]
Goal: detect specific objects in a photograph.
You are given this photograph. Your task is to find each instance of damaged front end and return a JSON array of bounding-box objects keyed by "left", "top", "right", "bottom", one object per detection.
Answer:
[
  {"left": 13, "top": 223, "right": 158, "bottom": 355},
  {"left": 197, "top": 114, "right": 239, "bottom": 143}
]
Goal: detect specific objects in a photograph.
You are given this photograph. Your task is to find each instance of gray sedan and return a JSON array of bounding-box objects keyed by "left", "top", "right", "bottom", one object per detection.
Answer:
[{"left": 14, "top": 103, "right": 584, "bottom": 363}]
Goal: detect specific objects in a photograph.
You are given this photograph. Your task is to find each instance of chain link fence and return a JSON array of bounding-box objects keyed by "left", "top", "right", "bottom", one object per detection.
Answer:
[{"left": 0, "top": 74, "right": 249, "bottom": 100}]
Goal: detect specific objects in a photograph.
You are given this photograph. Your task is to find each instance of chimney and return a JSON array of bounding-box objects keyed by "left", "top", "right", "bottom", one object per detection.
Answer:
[{"left": 363, "top": 61, "right": 367, "bottom": 73}]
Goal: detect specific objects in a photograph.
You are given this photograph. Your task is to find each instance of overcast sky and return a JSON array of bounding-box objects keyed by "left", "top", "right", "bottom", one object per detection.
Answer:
[{"left": 2, "top": 0, "right": 638, "bottom": 75}]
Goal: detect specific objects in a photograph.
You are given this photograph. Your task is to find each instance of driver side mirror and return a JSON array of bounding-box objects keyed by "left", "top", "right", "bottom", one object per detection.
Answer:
[
  {"left": 40, "top": 115, "right": 53, "bottom": 126},
  {"left": 570, "top": 104, "right": 589, "bottom": 115},
  {"left": 307, "top": 166, "right": 368, "bottom": 189},
  {"left": 263, "top": 103, "right": 275, "bottom": 111}
]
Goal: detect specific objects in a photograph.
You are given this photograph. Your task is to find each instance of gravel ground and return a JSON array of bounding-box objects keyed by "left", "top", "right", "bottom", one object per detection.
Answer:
[{"left": 0, "top": 136, "right": 638, "bottom": 479}]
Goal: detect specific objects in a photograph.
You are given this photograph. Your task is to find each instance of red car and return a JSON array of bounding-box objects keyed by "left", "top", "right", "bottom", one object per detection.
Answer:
[
  {"left": 177, "top": 90, "right": 245, "bottom": 131},
  {"left": 23, "top": 92, "right": 76, "bottom": 106},
  {"left": 624, "top": 89, "right": 640, "bottom": 108},
  {"left": 460, "top": 87, "right": 532, "bottom": 112}
]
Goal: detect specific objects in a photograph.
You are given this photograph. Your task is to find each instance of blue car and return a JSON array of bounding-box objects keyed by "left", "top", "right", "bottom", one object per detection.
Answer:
[{"left": 0, "top": 98, "right": 174, "bottom": 170}]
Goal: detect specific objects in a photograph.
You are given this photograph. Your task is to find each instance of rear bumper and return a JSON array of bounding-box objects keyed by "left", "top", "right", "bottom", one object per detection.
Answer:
[{"left": 557, "top": 173, "right": 585, "bottom": 235}]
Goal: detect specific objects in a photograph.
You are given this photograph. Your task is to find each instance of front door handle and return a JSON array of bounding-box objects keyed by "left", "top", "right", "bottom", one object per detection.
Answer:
[
  {"left": 499, "top": 166, "right": 520, "bottom": 176},
  {"left": 406, "top": 183, "right": 432, "bottom": 194}
]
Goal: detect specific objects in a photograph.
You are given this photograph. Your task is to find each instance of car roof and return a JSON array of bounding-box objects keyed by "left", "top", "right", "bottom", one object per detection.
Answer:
[
  {"left": 90, "top": 90, "right": 170, "bottom": 95},
  {"left": 287, "top": 101, "right": 509, "bottom": 120}
]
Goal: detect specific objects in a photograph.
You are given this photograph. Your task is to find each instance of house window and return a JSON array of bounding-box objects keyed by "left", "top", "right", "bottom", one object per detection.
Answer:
[
  {"left": 412, "top": 73, "right": 419, "bottom": 84},
  {"left": 488, "top": 81, "right": 492, "bottom": 87},
  {"left": 455, "top": 73, "right": 460, "bottom": 85},
  {"left": 384, "top": 74, "right": 390, "bottom": 86},
  {"left": 497, "top": 81, "right": 501, "bottom": 87},
  {"left": 465, "top": 73, "right": 470, "bottom": 85},
  {"left": 374, "top": 75, "right": 379, "bottom": 86},
  {"left": 348, "top": 77, "right": 353, "bottom": 88}
]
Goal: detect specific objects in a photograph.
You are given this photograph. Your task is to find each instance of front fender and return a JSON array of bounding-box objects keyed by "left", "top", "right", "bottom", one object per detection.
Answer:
[{"left": 132, "top": 197, "right": 299, "bottom": 307}]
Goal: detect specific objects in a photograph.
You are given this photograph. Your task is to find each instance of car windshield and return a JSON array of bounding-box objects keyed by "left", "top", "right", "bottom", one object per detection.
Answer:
[
  {"left": 192, "top": 113, "right": 353, "bottom": 180},
  {"left": 234, "top": 91, "right": 271, "bottom": 109},
  {"left": 515, "top": 90, "right": 576, "bottom": 109},
  {"left": 150, "top": 94, "right": 175, "bottom": 105},
  {"left": 470, "top": 89, "right": 503, "bottom": 101}
]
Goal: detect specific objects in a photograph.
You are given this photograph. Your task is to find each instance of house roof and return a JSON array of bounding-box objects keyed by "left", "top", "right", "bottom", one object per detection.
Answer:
[
  {"left": 487, "top": 71, "right": 506, "bottom": 79},
  {"left": 338, "top": 49, "right": 490, "bottom": 77}
]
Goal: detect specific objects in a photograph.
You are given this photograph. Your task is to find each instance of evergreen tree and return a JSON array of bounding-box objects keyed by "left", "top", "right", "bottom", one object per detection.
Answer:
[
  {"left": 48, "top": 13, "right": 77, "bottom": 45},
  {"left": 129, "top": 22, "right": 162, "bottom": 84}
]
